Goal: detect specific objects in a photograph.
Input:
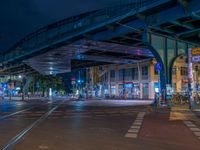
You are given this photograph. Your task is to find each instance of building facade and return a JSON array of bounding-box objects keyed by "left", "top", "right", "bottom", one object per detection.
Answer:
[
  {"left": 87, "top": 59, "right": 159, "bottom": 99},
  {"left": 87, "top": 57, "right": 200, "bottom": 99},
  {"left": 172, "top": 56, "right": 200, "bottom": 94}
]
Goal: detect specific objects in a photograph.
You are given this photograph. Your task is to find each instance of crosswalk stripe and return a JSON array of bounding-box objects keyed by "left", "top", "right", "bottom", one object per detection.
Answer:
[
  {"left": 128, "top": 129, "right": 139, "bottom": 133},
  {"left": 194, "top": 132, "right": 200, "bottom": 137},
  {"left": 190, "top": 128, "right": 200, "bottom": 132},
  {"left": 125, "top": 133, "right": 137, "bottom": 138},
  {"left": 125, "top": 112, "right": 145, "bottom": 139},
  {"left": 183, "top": 120, "right": 200, "bottom": 140},
  {"left": 130, "top": 126, "right": 140, "bottom": 129}
]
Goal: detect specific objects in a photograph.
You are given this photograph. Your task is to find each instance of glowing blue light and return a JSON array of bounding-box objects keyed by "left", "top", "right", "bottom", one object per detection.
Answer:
[
  {"left": 12, "top": 89, "right": 15, "bottom": 94},
  {"left": 3, "top": 84, "right": 7, "bottom": 88}
]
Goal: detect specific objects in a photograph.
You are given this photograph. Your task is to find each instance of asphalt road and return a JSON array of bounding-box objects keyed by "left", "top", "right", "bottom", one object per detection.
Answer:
[{"left": 0, "top": 99, "right": 200, "bottom": 150}]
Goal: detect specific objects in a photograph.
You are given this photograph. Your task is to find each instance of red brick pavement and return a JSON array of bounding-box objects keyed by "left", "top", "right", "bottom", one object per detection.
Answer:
[{"left": 139, "top": 110, "right": 200, "bottom": 150}]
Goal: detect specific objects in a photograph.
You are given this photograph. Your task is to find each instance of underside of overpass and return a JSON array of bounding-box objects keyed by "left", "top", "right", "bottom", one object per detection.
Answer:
[
  {"left": 23, "top": 40, "right": 153, "bottom": 75},
  {"left": 0, "top": 40, "right": 153, "bottom": 75}
]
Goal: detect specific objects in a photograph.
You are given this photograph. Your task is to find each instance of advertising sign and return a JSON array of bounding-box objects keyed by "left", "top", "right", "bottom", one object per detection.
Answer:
[
  {"left": 191, "top": 47, "right": 200, "bottom": 55},
  {"left": 192, "top": 55, "right": 200, "bottom": 63}
]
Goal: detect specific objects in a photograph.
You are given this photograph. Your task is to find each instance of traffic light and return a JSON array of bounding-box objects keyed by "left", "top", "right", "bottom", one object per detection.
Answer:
[{"left": 77, "top": 79, "right": 84, "bottom": 84}]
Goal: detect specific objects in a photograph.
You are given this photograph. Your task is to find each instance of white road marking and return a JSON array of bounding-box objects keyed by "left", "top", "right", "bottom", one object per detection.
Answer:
[
  {"left": 134, "top": 120, "right": 143, "bottom": 123},
  {"left": 130, "top": 126, "right": 140, "bottom": 129},
  {"left": 133, "top": 122, "right": 142, "bottom": 125},
  {"left": 125, "top": 133, "right": 137, "bottom": 138},
  {"left": 194, "top": 132, "right": 200, "bottom": 136},
  {"left": 125, "top": 112, "right": 145, "bottom": 139},
  {"left": 183, "top": 120, "right": 200, "bottom": 140},
  {"left": 190, "top": 128, "right": 200, "bottom": 132},
  {"left": 186, "top": 124, "right": 196, "bottom": 127},
  {"left": 184, "top": 121, "right": 192, "bottom": 124},
  {"left": 128, "top": 129, "right": 139, "bottom": 133}
]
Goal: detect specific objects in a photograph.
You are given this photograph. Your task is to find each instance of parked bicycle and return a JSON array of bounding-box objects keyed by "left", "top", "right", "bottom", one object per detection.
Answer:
[{"left": 171, "top": 92, "right": 189, "bottom": 104}]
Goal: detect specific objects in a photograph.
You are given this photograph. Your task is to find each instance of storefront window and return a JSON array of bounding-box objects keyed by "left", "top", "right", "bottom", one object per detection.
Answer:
[
  {"left": 154, "top": 82, "right": 159, "bottom": 93},
  {"left": 142, "top": 83, "right": 149, "bottom": 99},
  {"left": 181, "top": 82, "right": 188, "bottom": 92},
  {"left": 103, "top": 84, "right": 109, "bottom": 97},
  {"left": 111, "top": 85, "right": 116, "bottom": 97},
  {"left": 118, "top": 84, "right": 124, "bottom": 98},
  {"left": 132, "top": 83, "right": 140, "bottom": 98},
  {"left": 172, "top": 83, "right": 176, "bottom": 93},
  {"left": 124, "top": 83, "right": 132, "bottom": 98}
]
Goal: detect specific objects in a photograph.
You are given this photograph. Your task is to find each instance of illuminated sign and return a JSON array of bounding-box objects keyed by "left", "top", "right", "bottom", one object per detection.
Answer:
[
  {"left": 192, "top": 55, "right": 200, "bottom": 62},
  {"left": 191, "top": 47, "right": 200, "bottom": 55}
]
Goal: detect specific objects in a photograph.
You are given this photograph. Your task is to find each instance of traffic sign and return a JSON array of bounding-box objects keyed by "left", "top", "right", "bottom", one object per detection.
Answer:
[
  {"left": 155, "top": 62, "right": 162, "bottom": 72},
  {"left": 192, "top": 55, "right": 200, "bottom": 63}
]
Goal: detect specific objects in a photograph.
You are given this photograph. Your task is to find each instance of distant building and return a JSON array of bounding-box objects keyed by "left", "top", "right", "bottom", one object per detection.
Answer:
[
  {"left": 172, "top": 56, "right": 200, "bottom": 94},
  {"left": 86, "top": 57, "right": 200, "bottom": 99}
]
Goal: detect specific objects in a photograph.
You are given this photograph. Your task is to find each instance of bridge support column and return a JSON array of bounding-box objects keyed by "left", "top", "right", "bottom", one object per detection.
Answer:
[
  {"left": 146, "top": 44, "right": 167, "bottom": 105},
  {"left": 147, "top": 45, "right": 166, "bottom": 91}
]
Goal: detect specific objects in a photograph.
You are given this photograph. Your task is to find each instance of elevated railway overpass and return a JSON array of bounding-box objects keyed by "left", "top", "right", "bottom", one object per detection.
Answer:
[{"left": 0, "top": 0, "right": 199, "bottom": 92}]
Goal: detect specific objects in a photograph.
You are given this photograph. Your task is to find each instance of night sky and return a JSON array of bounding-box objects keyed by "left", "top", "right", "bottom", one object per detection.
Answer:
[{"left": 0, "top": 0, "right": 118, "bottom": 52}]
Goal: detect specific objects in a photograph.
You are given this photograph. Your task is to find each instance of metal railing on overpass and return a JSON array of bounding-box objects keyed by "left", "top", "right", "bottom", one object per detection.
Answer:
[{"left": 0, "top": 0, "right": 161, "bottom": 64}]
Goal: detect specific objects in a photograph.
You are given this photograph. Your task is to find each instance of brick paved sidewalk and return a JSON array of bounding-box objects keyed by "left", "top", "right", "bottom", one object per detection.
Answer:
[{"left": 138, "top": 107, "right": 200, "bottom": 150}]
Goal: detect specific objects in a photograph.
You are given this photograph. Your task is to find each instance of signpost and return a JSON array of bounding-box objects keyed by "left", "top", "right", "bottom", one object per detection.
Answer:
[
  {"left": 188, "top": 47, "right": 200, "bottom": 109},
  {"left": 154, "top": 62, "right": 162, "bottom": 106},
  {"left": 0, "top": 86, "right": 4, "bottom": 101},
  {"left": 71, "top": 77, "right": 76, "bottom": 95}
]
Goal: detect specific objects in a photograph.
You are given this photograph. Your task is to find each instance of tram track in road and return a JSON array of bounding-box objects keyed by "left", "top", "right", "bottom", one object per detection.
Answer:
[
  {"left": 11, "top": 105, "right": 148, "bottom": 120},
  {"left": 1, "top": 103, "right": 60, "bottom": 150},
  {"left": 0, "top": 100, "right": 53, "bottom": 121},
  {"left": 0, "top": 101, "right": 148, "bottom": 149},
  {"left": 0, "top": 107, "right": 34, "bottom": 121}
]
